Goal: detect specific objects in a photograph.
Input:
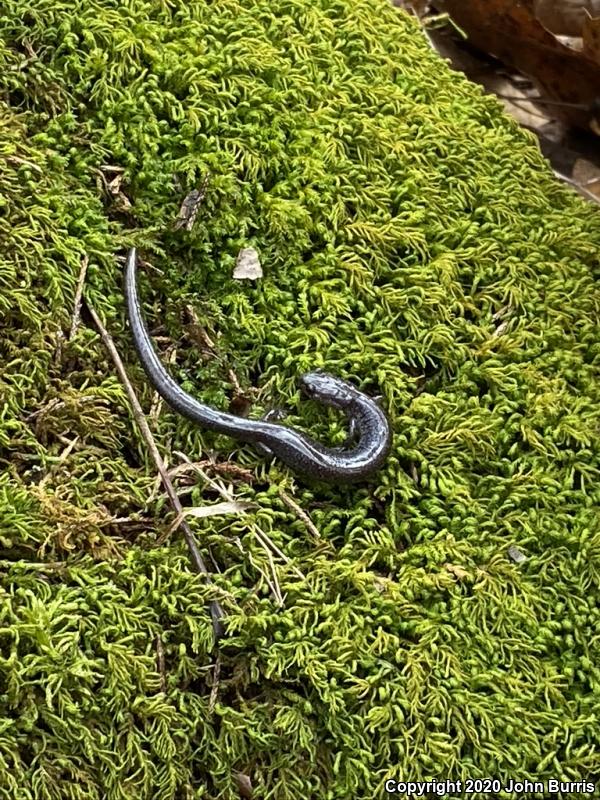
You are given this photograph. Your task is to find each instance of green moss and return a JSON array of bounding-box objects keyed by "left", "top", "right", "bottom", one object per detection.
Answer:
[{"left": 1, "top": 0, "right": 600, "bottom": 797}]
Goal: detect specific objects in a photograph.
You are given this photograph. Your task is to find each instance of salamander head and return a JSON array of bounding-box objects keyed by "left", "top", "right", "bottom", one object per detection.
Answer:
[{"left": 299, "top": 371, "right": 357, "bottom": 410}]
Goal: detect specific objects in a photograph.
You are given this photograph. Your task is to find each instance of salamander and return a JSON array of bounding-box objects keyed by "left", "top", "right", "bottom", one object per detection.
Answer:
[{"left": 124, "top": 247, "right": 391, "bottom": 482}]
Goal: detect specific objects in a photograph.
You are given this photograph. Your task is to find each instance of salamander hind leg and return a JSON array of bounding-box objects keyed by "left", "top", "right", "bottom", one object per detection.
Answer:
[
  {"left": 255, "top": 407, "right": 288, "bottom": 457},
  {"left": 339, "top": 415, "right": 359, "bottom": 449},
  {"left": 262, "top": 407, "right": 288, "bottom": 423}
]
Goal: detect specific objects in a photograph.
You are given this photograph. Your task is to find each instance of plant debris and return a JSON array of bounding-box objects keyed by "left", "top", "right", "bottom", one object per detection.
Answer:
[{"left": 233, "top": 247, "right": 263, "bottom": 281}]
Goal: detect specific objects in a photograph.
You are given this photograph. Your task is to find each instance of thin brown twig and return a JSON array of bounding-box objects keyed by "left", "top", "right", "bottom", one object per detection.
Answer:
[
  {"left": 277, "top": 488, "right": 321, "bottom": 540},
  {"left": 174, "top": 451, "right": 305, "bottom": 581},
  {"left": 69, "top": 254, "right": 90, "bottom": 340},
  {"left": 170, "top": 460, "right": 285, "bottom": 602},
  {"left": 147, "top": 453, "right": 169, "bottom": 507},
  {"left": 227, "top": 368, "right": 244, "bottom": 397},
  {"left": 208, "top": 652, "right": 221, "bottom": 715},
  {"left": 7, "top": 155, "right": 43, "bottom": 174},
  {"left": 553, "top": 169, "right": 600, "bottom": 206},
  {"left": 84, "top": 297, "right": 225, "bottom": 643},
  {"left": 168, "top": 460, "right": 255, "bottom": 484}
]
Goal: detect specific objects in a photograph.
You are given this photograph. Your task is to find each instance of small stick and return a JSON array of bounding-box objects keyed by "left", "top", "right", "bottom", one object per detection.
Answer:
[
  {"left": 277, "top": 488, "right": 321, "bottom": 540},
  {"left": 173, "top": 172, "right": 211, "bottom": 231},
  {"left": 69, "top": 254, "right": 90, "bottom": 340},
  {"left": 174, "top": 452, "right": 305, "bottom": 580},
  {"left": 168, "top": 460, "right": 255, "bottom": 484},
  {"left": 7, "top": 155, "right": 43, "bottom": 174},
  {"left": 208, "top": 653, "right": 221, "bottom": 715},
  {"left": 227, "top": 367, "right": 244, "bottom": 397},
  {"left": 85, "top": 298, "right": 225, "bottom": 642},
  {"left": 553, "top": 169, "right": 600, "bottom": 206}
]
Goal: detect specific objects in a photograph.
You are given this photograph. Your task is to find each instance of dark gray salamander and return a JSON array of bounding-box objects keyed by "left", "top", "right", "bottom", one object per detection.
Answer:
[{"left": 125, "top": 247, "right": 391, "bottom": 482}]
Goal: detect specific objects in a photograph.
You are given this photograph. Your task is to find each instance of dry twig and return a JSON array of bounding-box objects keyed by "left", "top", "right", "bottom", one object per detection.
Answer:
[
  {"left": 69, "top": 254, "right": 90, "bottom": 340},
  {"left": 173, "top": 172, "right": 211, "bottom": 231},
  {"left": 553, "top": 168, "right": 600, "bottom": 205},
  {"left": 277, "top": 488, "right": 321, "bottom": 540},
  {"left": 208, "top": 652, "right": 221, "bottom": 715},
  {"left": 84, "top": 297, "right": 225, "bottom": 642},
  {"left": 174, "top": 451, "right": 305, "bottom": 598}
]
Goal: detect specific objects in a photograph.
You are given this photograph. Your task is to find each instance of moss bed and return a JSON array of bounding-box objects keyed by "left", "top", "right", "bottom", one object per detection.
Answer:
[{"left": 1, "top": 0, "right": 600, "bottom": 798}]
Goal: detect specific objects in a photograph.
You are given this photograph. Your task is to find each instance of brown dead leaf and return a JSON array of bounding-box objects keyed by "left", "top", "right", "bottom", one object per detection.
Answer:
[
  {"left": 582, "top": 10, "right": 600, "bottom": 60},
  {"left": 113, "top": 192, "right": 132, "bottom": 212},
  {"left": 534, "top": 0, "right": 600, "bottom": 36},
  {"left": 233, "top": 772, "right": 253, "bottom": 799},
  {"left": 572, "top": 155, "right": 600, "bottom": 185},
  {"left": 438, "top": 0, "right": 600, "bottom": 130},
  {"left": 173, "top": 174, "right": 209, "bottom": 231}
]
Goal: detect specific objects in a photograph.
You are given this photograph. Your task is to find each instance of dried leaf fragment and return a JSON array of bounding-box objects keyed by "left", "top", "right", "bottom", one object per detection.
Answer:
[
  {"left": 233, "top": 247, "right": 263, "bottom": 280},
  {"left": 582, "top": 9, "right": 600, "bottom": 60},
  {"left": 233, "top": 771, "right": 253, "bottom": 798},
  {"left": 184, "top": 500, "right": 256, "bottom": 520},
  {"left": 508, "top": 544, "right": 527, "bottom": 563}
]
